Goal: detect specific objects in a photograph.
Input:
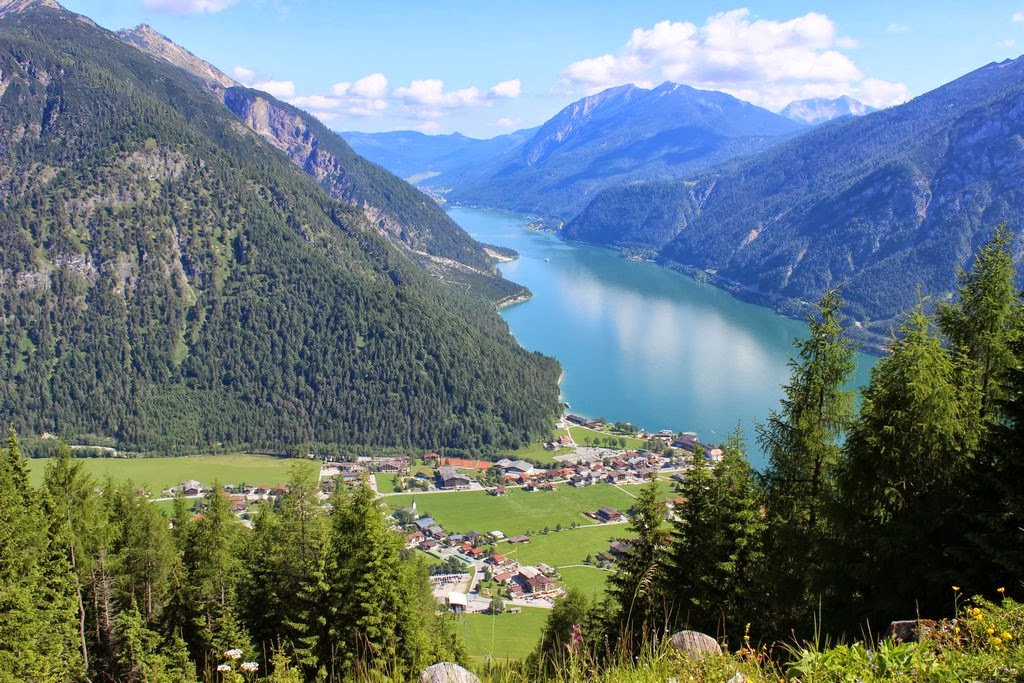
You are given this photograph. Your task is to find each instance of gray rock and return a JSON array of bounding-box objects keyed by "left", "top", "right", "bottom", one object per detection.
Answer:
[
  {"left": 419, "top": 662, "right": 480, "bottom": 683},
  {"left": 669, "top": 630, "right": 721, "bottom": 658}
]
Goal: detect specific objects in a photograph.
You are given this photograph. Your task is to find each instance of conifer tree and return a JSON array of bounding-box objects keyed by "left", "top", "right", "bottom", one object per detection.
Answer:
[
  {"left": 834, "top": 307, "right": 979, "bottom": 628},
  {"left": 756, "top": 289, "right": 855, "bottom": 634},
  {"left": 606, "top": 476, "right": 667, "bottom": 649},
  {"left": 663, "top": 433, "right": 764, "bottom": 641}
]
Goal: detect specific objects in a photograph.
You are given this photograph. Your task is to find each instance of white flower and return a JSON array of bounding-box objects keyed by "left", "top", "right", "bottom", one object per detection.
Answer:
[
  {"left": 216, "top": 663, "right": 231, "bottom": 672},
  {"left": 240, "top": 661, "right": 259, "bottom": 673},
  {"left": 224, "top": 648, "right": 243, "bottom": 660}
]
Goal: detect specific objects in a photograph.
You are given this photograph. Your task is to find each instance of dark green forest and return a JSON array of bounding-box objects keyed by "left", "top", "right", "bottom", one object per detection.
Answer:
[{"left": 0, "top": 5, "right": 561, "bottom": 454}]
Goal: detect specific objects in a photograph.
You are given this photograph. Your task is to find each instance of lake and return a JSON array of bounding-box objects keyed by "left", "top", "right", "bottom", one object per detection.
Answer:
[{"left": 450, "top": 207, "right": 876, "bottom": 468}]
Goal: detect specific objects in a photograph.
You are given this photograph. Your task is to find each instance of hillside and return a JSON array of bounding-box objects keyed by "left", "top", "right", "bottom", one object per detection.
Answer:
[
  {"left": 118, "top": 24, "right": 526, "bottom": 301},
  {"left": 447, "top": 82, "right": 805, "bottom": 218},
  {"left": 565, "top": 57, "right": 1024, "bottom": 335},
  {"left": 0, "top": 1, "right": 561, "bottom": 453}
]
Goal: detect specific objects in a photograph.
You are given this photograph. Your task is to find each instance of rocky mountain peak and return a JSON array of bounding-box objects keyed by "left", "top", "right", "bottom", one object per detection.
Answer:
[
  {"left": 779, "top": 95, "right": 877, "bottom": 125},
  {"left": 118, "top": 23, "right": 238, "bottom": 92},
  {"left": 0, "top": 0, "right": 63, "bottom": 17}
]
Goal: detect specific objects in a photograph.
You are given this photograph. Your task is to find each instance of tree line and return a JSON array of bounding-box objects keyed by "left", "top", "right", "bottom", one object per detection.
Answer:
[
  {"left": 0, "top": 434, "right": 464, "bottom": 681},
  {"left": 532, "top": 226, "right": 1024, "bottom": 673}
]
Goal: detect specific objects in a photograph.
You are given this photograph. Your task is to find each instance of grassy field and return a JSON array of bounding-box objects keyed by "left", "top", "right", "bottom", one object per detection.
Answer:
[
  {"left": 495, "top": 440, "right": 573, "bottom": 465},
  {"left": 568, "top": 425, "right": 645, "bottom": 450},
  {"left": 555, "top": 565, "right": 613, "bottom": 598},
  {"left": 459, "top": 607, "right": 549, "bottom": 661},
  {"left": 386, "top": 485, "right": 636, "bottom": 537},
  {"left": 505, "top": 523, "right": 633, "bottom": 568},
  {"left": 26, "top": 454, "right": 317, "bottom": 494}
]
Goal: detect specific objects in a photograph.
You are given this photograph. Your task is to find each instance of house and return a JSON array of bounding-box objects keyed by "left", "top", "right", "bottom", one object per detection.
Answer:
[
  {"left": 490, "top": 485, "right": 507, "bottom": 496},
  {"left": 508, "top": 535, "right": 530, "bottom": 544},
  {"left": 609, "top": 540, "right": 632, "bottom": 557},
  {"left": 447, "top": 592, "right": 468, "bottom": 614},
  {"left": 426, "top": 525, "right": 445, "bottom": 539},
  {"left": 415, "top": 517, "right": 436, "bottom": 530},
  {"left": 495, "top": 459, "right": 535, "bottom": 476},
  {"left": 436, "top": 466, "right": 472, "bottom": 490},
  {"left": 524, "top": 574, "right": 556, "bottom": 595},
  {"left": 536, "top": 563, "right": 555, "bottom": 575},
  {"left": 596, "top": 507, "right": 624, "bottom": 523},
  {"left": 419, "top": 539, "right": 439, "bottom": 551},
  {"left": 487, "top": 553, "right": 508, "bottom": 566},
  {"left": 406, "top": 531, "right": 425, "bottom": 544},
  {"left": 558, "top": 435, "right": 573, "bottom": 447},
  {"left": 489, "top": 530, "right": 505, "bottom": 541},
  {"left": 465, "top": 530, "right": 482, "bottom": 544},
  {"left": 493, "top": 570, "right": 514, "bottom": 585}
]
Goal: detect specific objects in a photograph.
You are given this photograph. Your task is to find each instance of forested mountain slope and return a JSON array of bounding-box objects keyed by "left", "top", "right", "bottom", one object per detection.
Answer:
[
  {"left": 118, "top": 24, "right": 525, "bottom": 300},
  {"left": 0, "top": 2, "right": 561, "bottom": 453},
  {"left": 447, "top": 82, "right": 805, "bottom": 219},
  {"left": 565, "top": 57, "right": 1024, "bottom": 334}
]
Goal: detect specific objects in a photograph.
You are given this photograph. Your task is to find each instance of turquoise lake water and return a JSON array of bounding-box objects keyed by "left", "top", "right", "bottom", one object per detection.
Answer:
[{"left": 451, "top": 207, "right": 876, "bottom": 468}]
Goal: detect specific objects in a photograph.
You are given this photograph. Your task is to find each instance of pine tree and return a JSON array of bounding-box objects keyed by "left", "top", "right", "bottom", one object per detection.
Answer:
[
  {"left": 663, "top": 433, "right": 764, "bottom": 642},
  {"left": 606, "top": 476, "right": 667, "bottom": 650},
  {"left": 833, "top": 307, "right": 980, "bottom": 629},
  {"left": 0, "top": 428, "right": 83, "bottom": 681},
  {"left": 755, "top": 289, "right": 855, "bottom": 634}
]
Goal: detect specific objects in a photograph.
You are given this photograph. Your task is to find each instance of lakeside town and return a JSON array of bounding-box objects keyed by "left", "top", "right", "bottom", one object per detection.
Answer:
[{"left": 157, "top": 415, "right": 724, "bottom": 614}]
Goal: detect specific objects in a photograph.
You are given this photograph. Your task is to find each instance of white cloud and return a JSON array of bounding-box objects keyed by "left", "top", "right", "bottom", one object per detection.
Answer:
[
  {"left": 1013, "top": 11, "right": 1024, "bottom": 22},
  {"left": 253, "top": 79, "right": 295, "bottom": 98},
  {"left": 886, "top": 23, "right": 911, "bottom": 33},
  {"left": 418, "top": 121, "right": 441, "bottom": 133},
  {"left": 142, "top": 0, "right": 238, "bottom": 14},
  {"left": 494, "top": 116, "right": 519, "bottom": 127},
  {"left": 489, "top": 79, "right": 522, "bottom": 99},
  {"left": 232, "top": 66, "right": 256, "bottom": 82},
  {"left": 999, "top": 38, "right": 1017, "bottom": 48},
  {"left": 561, "top": 10, "right": 909, "bottom": 110},
  {"left": 393, "top": 79, "right": 483, "bottom": 108}
]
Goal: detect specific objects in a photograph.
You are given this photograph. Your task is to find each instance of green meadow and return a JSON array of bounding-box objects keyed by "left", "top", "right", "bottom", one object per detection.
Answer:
[
  {"left": 459, "top": 607, "right": 550, "bottom": 661},
  {"left": 386, "top": 485, "right": 636, "bottom": 537},
  {"left": 26, "top": 454, "right": 317, "bottom": 494}
]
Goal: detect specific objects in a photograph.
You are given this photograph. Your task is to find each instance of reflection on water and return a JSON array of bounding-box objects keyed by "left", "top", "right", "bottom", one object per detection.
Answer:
[{"left": 452, "top": 208, "right": 875, "bottom": 468}]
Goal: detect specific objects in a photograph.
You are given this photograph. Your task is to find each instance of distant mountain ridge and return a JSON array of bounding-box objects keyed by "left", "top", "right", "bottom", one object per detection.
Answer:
[
  {"left": 341, "top": 128, "right": 536, "bottom": 186},
  {"left": 445, "top": 81, "right": 806, "bottom": 218},
  {"left": 779, "top": 95, "right": 877, "bottom": 125},
  {"left": 564, "top": 57, "right": 1024, "bottom": 340},
  {"left": 118, "top": 24, "right": 524, "bottom": 300}
]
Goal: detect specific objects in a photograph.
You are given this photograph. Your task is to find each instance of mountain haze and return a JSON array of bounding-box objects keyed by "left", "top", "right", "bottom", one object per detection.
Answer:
[
  {"left": 0, "top": 1, "right": 561, "bottom": 453},
  {"left": 341, "top": 128, "right": 537, "bottom": 186},
  {"left": 447, "top": 82, "right": 806, "bottom": 219},
  {"left": 118, "top": 23, "right": 525, "bottom": 301},
  {"left": 565, "top": 57, "right": 1024, "bottom": 336},
  {"left": 779, "top": 95, "right": 877, "bottom": 125}
]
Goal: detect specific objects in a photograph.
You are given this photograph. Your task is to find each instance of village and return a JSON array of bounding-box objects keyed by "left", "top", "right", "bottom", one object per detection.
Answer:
[{"left": 160, "top": 416, "right": 724, "bottom": 614}]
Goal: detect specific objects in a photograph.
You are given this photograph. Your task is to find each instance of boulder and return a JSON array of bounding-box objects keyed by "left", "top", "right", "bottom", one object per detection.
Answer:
[
  {"left": 886, "top": 619, "right": 937, "bottom": 643},
  {"left": 669, "top": 630, "right": 721, "bottom": 658},
  {"left": 419, "top": 662, "right": 480, "bottom": 683}
]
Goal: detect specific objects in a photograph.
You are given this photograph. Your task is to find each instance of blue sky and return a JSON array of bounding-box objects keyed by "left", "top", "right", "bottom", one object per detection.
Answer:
[{"left": 62, "top": 0, "right": 1024, "bottom": 137}]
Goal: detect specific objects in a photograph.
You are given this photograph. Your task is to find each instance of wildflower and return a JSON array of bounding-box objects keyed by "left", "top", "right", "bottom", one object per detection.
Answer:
[
  {"left": 988, "top": 628, "right": 996, "bottom": 635},
  {"left": 224, "top": 649, "right": 243, "bottom": 660},
  {"left": 217, "top": 663, "right": 231, "bottom": 672},
  {"left": 240, "top": 661, "right": 259, "bottom": 673},
  {"left": 972, "top": 607, "right": 981, "bottom": 615},
  {"left": 993, "top": 637, "right": 1003, "bottom": 646},
  {"left": 1002, "top": 632, "right": 1013, "bottom": 641},
  {"left": 998, "top": 587, "right": 1006, "bottom": 594},
  {"left": 952, "top": 585, "right": 960, "bottom": 591}
]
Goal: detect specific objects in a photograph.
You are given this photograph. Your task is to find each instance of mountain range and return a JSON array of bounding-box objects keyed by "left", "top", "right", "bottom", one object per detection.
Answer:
[
  {"left": 443, "top": 82, "right": 808, "bottom": 219},
  {"left": 779, "top": 96, "right": 877, "bottom": 125},
  {"left": 564, "top": 57, "right": 1024, "bottom": 337},
  {"left": 0, "top": 0, "right": 560, "bottom": 453}
]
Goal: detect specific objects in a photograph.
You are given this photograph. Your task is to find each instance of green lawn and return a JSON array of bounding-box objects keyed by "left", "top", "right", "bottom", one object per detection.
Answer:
[
  {"left": 459, "top": 607, "right": 549, "bottom": 660},
  {"left": 556, "top": 565, "right": 613, "bottom": 598},
  {"left": 568, "top": 425, "right": 645, "bottom": 450},
  {"left": 506, "top": 523, "right": 634, "bottom": 568},
  {"left": 386, "top": 485, "right": 636, "bottom": 537},
  {"left": 619, "top": 479, "right": 676, "bottom": 499},
  {"left": 374, "top": 472, "right": 400, "bottom": 492},
  {"left": 495, "top": 440, "right": 573, "bottom": 465},
  {"left": 26, "top": 454, "right": 317, "bottom": 495}
]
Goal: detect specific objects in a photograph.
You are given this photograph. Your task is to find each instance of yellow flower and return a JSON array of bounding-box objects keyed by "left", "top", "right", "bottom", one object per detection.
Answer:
[
  {"left": 1003, "top": 632, "right": 1013, "bottom": 641},
  {"left": 993, "top": 637, "right": 1003, "bottom": 646},
  {"left": 997, "top": 587, "right": 1006, "bottom": 594},
  {"left": 987, "top": 628, "right": 996, "bottom": 635},
  {"left": 952, "top": 585, "right": 960, "bottom": 591},
  {"left": 973, "top": 607, "right": 981, "bottom": 615}
]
